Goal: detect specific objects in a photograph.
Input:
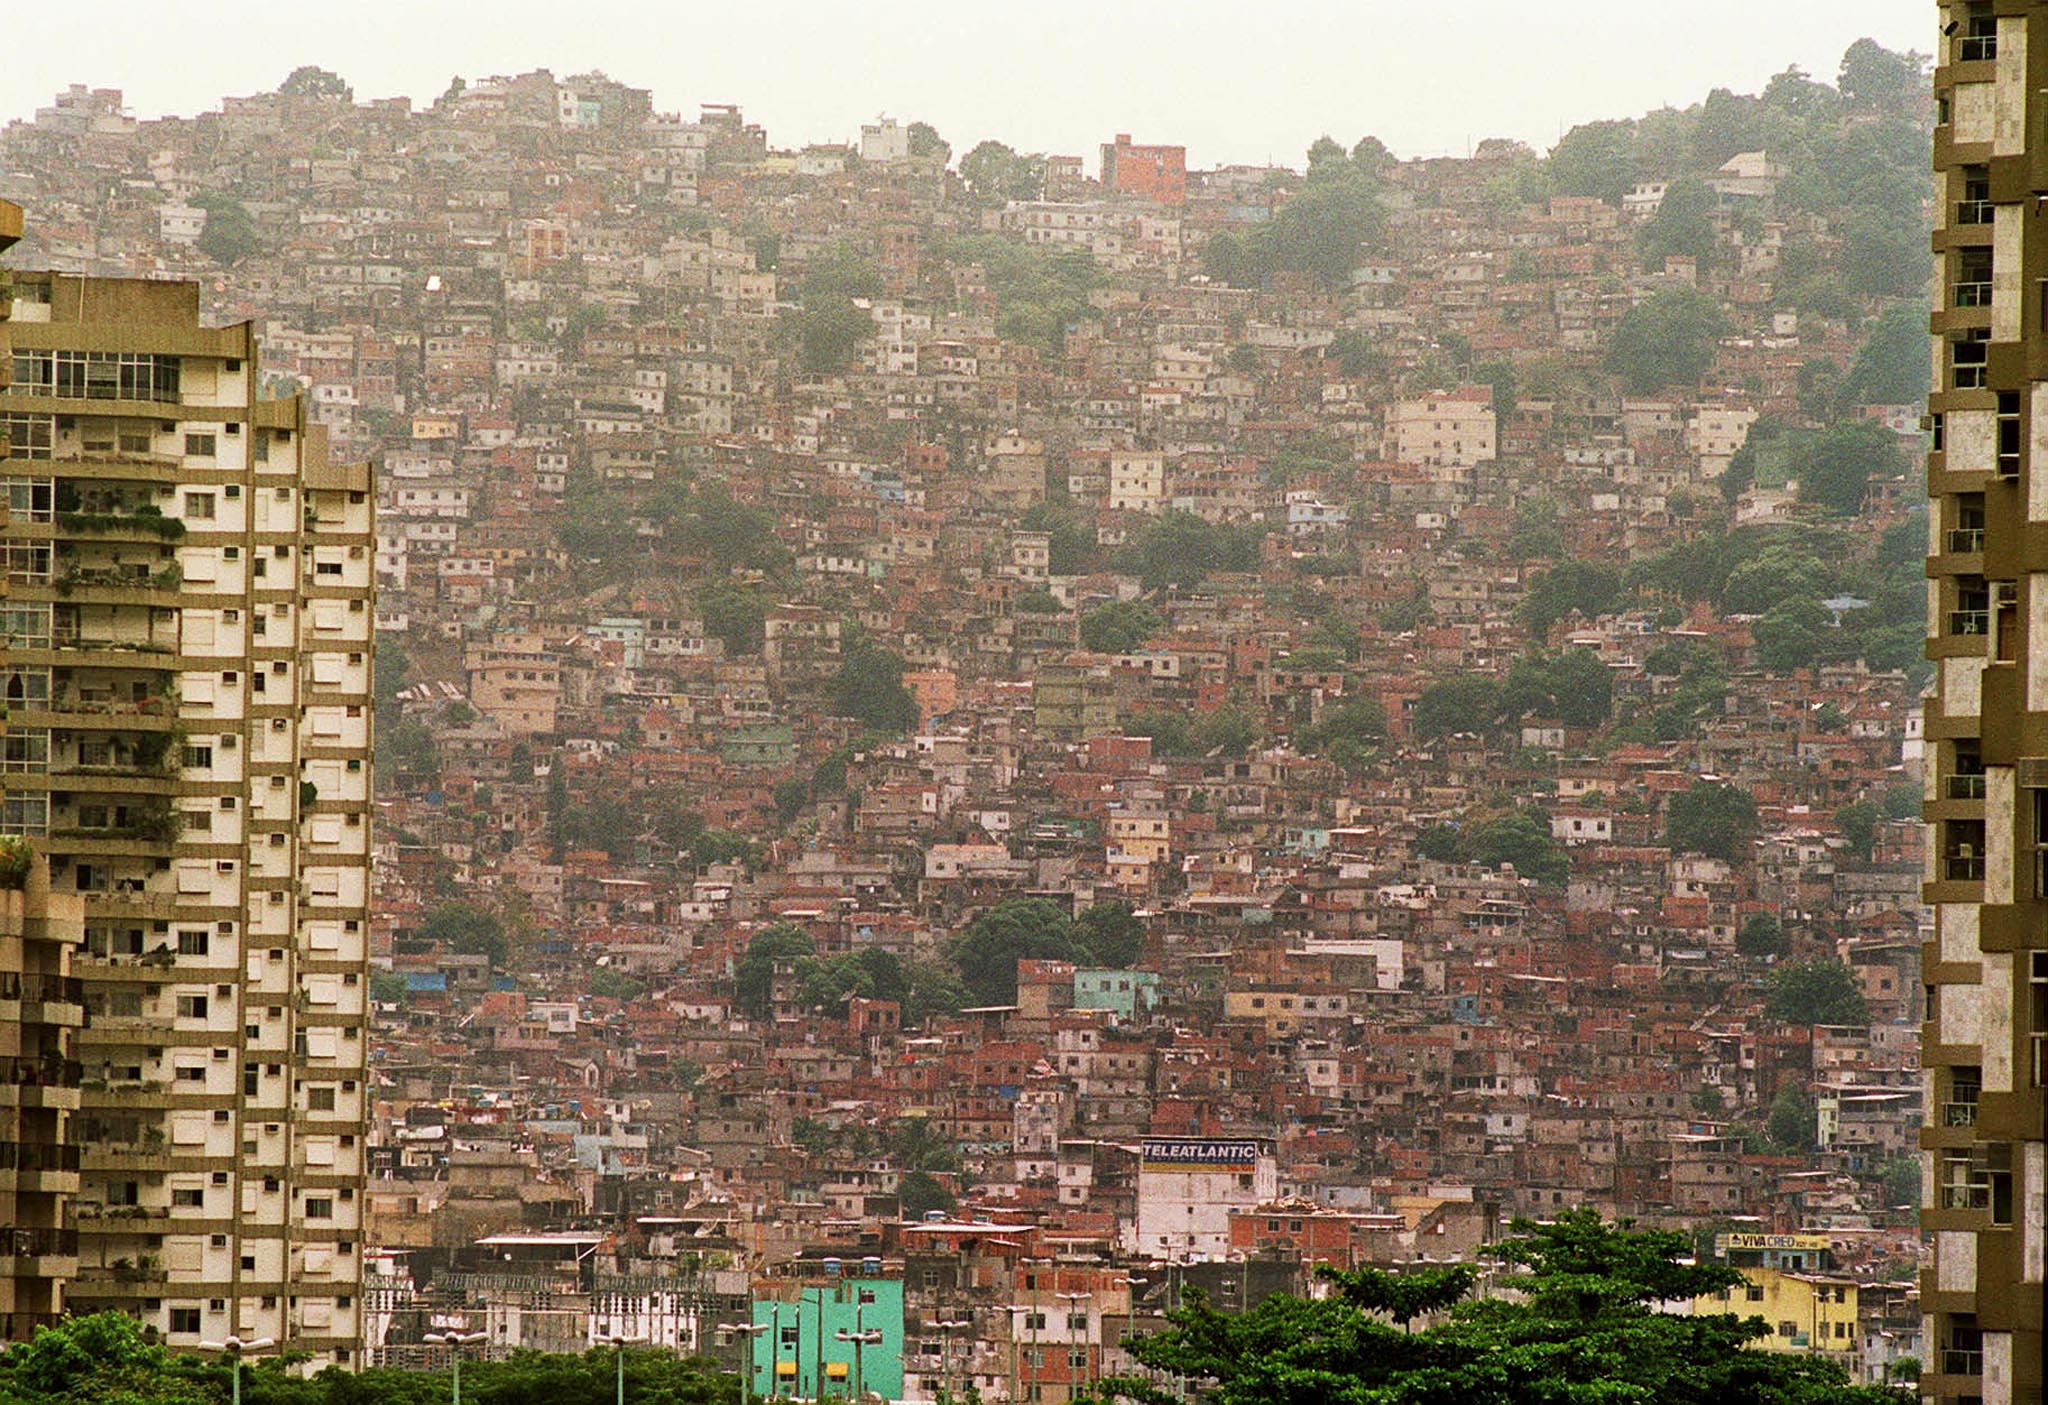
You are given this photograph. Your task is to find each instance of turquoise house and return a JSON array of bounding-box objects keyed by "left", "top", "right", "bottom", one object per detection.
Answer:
[{"left": 751, "top": 1276, "right": 904, "bottom": 1401}]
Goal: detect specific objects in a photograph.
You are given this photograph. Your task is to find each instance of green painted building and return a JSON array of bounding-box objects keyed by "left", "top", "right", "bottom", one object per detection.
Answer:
[
  {"left": 751, "top": 1277, "right": 904, "bottom": 1402},
  {"left": 1074, "top": 967, "right": 1160, "bottom": 1020}
]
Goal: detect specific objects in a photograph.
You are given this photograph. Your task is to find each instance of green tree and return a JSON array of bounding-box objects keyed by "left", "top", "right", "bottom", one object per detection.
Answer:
[
  {"left": 898, "top": 1169, "right": 957, "bottom": 1218},
  {"left": 1521, "top": 560, "right": 1623, "bottom": 637},
  {"left": 1547, "top": 119, "right": 1637, "bottom": 204},
  {"left": 789, "top": 300, "right": 875, "bottom": 375},
  {"left": 735, "top": 923, "right": 815, "bottom": 1018},
  {"left": 194, "top": 192, "right": 261, "bottom": 266},
  {"left": 948, "top": 898, "right": 1080, "bottom": 1006},
  {"left": 1325, "top": 330, "right": 1382, "bottom": 377},
  {"left": 1075, "top": 900, "right": 1146, "bottom": 968},
  {"left": 1738, "top": 912, "right": 1789, "bottom": 959},
  {"left": 958, "top": 140, "right": 1045, "bottom": 203},
  {"left": 1665, "top": 782, "right": 1759, "bottom": 863},
  {"left": 1839, "top": 39, "right": 1927, "bottom": 113},
  {"left": 1413, "top": 676, "right": 1504, "bottom": 740},
  {"left": 1767, "top": 959, "right": 1872, "bottom": 1026},
  {"left": 278, "top": 64, "right": 351, "bottom": 99},
  {"left": 699, "top": 583, "right": 769, "bottom": 657},
  {"left": 1118, "top": 511, "right": 1263, "bottom": 592},
  {"left": 1080, "top": 600, "right": 1163, "bottom": 654},
  {"left": 1798, "top": 420, "right": 1902, "bottom": 516},
  {"left": 1463, "top": 811, "right": 1570, "bottom": 886},
  {"left": 1767, "top": 1083, "right": 1817, "bottom": 1150},
  {"left": 1605, "top": 287, "right": 1728, "bottom": 394},
  {"left": 1094, "top": 1210, "right": 1899, "bottom": 1405},
  {"left": 1637, "top": 175, "right": 1717, "bottom": 271},
  {"left": 1836, "top": 800, "right": 1880, "bottom": 861},
  {"left": 830, "top": 640, "right": 919, "bottom": 733},
  {"left": 907, "top": 121, "right": 951, "bottom": 164},
  {"left": 419, "top": 904, "right": 506, "bottom": 965},
  {"left": 1753, "top": 597, "right": 1833, "bottom": 673},
  {"left": 1501, "top": 650, "right": 1614, "bottom": 727},
  {"left": 1841, "top": 301, "right": 1933, "bottom": 408}
]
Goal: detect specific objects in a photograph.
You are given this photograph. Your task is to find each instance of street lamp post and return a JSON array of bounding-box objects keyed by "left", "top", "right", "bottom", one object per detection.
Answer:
[
  {"left": 834, "top": 1326, "right": 885, "bottom": 1403},
  {"left": 933, "top": 1318, "right": 971, "bottom": 1403},
  {"left": 1056, "top": 1292, "right": 1091, "bottom": 1404},
  {"left": 424, "top": 1329, "right": 488, "bottom": 1405},
  {"left": 199, "top": 1335, "right": 277, "bottom": 1405},
  {"left": 605, "top": 1332, "right": 649, "bottom": 1405},
  {"left": 722, "top": 1321, "right": 769, "bottom": 1405}
]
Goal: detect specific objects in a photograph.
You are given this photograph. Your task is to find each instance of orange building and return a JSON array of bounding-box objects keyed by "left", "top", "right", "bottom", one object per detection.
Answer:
[{"left": 1100, "top": 133, "right": 1186, "bottom": 205}]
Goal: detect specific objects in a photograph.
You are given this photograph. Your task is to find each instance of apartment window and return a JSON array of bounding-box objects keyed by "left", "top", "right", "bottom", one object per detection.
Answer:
[
  {"left": 183, "top": 745, "right": 213, "bottom": 769},
  {"left": 308, "top": 1086, "right": 337, "bottom": 1112},
  {"left": 1943, "top": 819, "right": 1986, "bottom": 882},
  {"left": 169, "top": 1308, "right": 202, "bottom": 1335},
  {"left": 1956, "top": 247, "right": 1993, "bottom": 307},
  {"left": 1960, "top": 6, "right": 1996, "bottom": 61},
  {"left": 172, "top": 1188, "right": 204, "bottom": 1208},
  {"left": 6, "top": 477, "right": 52, "bottom": 522},
  {"left": 1957, "top": 167, "right": 1993, "bottom": 227},
  {"left": 185, "top": 491, "right": 215, "bottom": 521},
  {"left": 1952, "top": 329, "right": 1990, "bottom": 389},
  {"left": 1940, "top": 1143, "right": 2012, "bottom": 1220},
  {"left": 175, "top": 994, "right": 209, "bottom": 1019},
  {"left": 1, "top": 731, "right": 49, "bottom": 773},
  {"left": 184, "top": 433, "right": 216, "bottom": 459},
  {"left": 304, "top": 1196, "right": 334, "bottom": 1220},
  {"left": 2, "top": 413, "right": 54, "bottom": 458},
  {"left": 1998, "top": 391, "right": 2022, "bottom": 474},
  {"left": 176, "top": 931, "right": 209, "bottom": 956}
]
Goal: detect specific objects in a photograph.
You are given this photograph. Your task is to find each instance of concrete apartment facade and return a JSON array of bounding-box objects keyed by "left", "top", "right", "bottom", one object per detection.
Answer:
[
  {"left": 0, "top": 260, "right": 374, "bottom": 1363},
  {"left": 1924, "top": 5, "right": 2047, "bottom": 1403}
]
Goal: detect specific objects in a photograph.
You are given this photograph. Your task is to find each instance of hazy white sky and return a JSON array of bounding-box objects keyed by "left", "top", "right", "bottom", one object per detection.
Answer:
[{"left": 13, "top": 0, "right": 1929, "bottom": 168}]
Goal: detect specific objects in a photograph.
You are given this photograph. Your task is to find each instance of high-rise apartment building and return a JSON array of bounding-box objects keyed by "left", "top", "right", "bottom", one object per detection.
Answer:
[
  {"left": 0, "top": 196, "right": 89, "bottom": 1347},
  {"left": 0, "top": 266, "right": 374, "bottom": 1364},
  {"left": 1925, "top": 5, "right": 2046, "bottom": 1404}
]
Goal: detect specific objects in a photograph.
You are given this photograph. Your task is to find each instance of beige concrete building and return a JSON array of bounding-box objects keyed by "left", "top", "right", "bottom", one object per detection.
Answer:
[
  {"left": 1922, "top": 6, "right": 2046, "bottom": 1403},
  {"left": 0, "top": 266, "right": 374, "bottom": 1364}
]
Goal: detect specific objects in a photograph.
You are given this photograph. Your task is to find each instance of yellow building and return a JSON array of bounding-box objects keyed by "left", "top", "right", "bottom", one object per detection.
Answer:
[{"left": 1698, "top": 1266, "right": 1860, "bottom": 1365}]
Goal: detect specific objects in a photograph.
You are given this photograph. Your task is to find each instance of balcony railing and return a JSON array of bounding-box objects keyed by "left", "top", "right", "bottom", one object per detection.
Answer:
[
  {"left": 0, "top": 972, "right": 84, "bottom": 1005},
  {"left": 1941, "top": 1099, "right": 1980, "bottom": 1127},
  {"left": 1955, "top": 281, "right": 1993, "bottom": 308},
  {"left": 1958, "top": 34, "right": 1996, "bottom": 61},
  {"left": 1944, "top": 853, "right": 1986, "bottom": 881},
  {"left": 1947, "top": 527, "right": 1986, "bottom": 554},
  {"left": 1941, "top": 1348, "right": 1984, "bottom": 1376},
  {"left": 0, "top": 1140, "right": 81, "bottom": 1174},
  {"left": 0, "top": 1055, "right": 81, "bottom": 1088},
  {"left": 1943, "top": 1181, "right": 1991, "bottom": 1210},
  {"left": 1956, "top": 200, "right": 1994, "bottom": 225},
  {"left": 1949, "top": 610, "right": 1990, "bottom": 637},
  {"left": 0, "top": 1226, "right": 77, "bottom": 1257},
  {"left": 1947, "top": 773, "right": 1986, "bottom": 800}
]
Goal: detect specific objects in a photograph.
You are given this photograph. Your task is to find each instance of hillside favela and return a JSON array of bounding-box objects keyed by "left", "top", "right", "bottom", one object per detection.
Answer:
[{"left": 0, "top": 6, "right": 2037, "bottom": 1404}]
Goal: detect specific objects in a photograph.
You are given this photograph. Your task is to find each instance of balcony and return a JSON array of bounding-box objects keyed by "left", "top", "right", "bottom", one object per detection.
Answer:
[
  {"left": 1947, "top": 773, "right": 1986, "bottom": 800},
  {"left": 1958, "top": 34, "right": 1996, "bottom": 62},
  {"left": 1947, "top": 527, "right": 1985, "bottom": 554},
  {"left": 1941, "top": 1099, "right": 1980, "bottom": 1127},
  {"left": 1948, "top": 609, "right": 1990, "bottom": 637},
  {"left": 1941, "top": 1348, "right": 1983, "bottom": 1377},
  {"left": 0, "top": 1054, "right": 81, "bottom": 1091},
  {"left": 0, "top": 971, "right": 85, "bottom": 1027},
  {"left": 1954, "top": 281, "right": 1993, "bottom": 308},
  {"left": 1956, "top": 200, "right": 1994, "bottom": 225},
  {"left": 0, "top": 1226, "right": 78, "bottom": 1259},
  {"left": 0, "top": 1140, "right": 81, "bottom": 1186},
  {"left": 1944, "top": 853, "right": 1985, "bottom": 882}
]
